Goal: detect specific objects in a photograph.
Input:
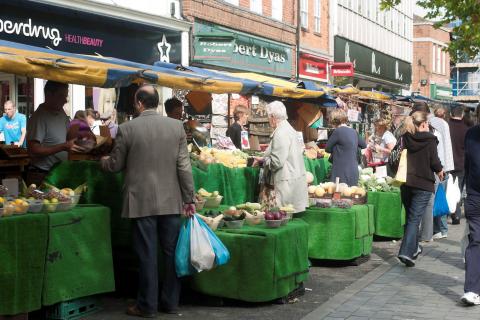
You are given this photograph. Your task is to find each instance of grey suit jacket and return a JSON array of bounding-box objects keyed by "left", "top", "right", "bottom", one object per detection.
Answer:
[{"left": 101, "top": 110, "right": 195, "bottom": 218}]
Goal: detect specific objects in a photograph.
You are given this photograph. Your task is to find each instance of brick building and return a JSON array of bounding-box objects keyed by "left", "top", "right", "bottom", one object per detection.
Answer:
[
  {"left": 182, "top": 0, "right": 299, "bottom": 79},
  {"left": 298, "top": 0, "right": 332, "bottom": 84},
  {"left": 412, "top": 15, "right": 451, "bottom": 99}
]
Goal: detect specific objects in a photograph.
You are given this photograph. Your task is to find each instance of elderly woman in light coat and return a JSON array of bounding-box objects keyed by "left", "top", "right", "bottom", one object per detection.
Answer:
[{"left": 254, "top": 101, "right": 308, "bottom": 213}]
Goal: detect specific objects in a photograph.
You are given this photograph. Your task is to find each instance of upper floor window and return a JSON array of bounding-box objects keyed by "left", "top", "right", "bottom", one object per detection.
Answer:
[
  {"left": 272, "top": 0, "right": 283, "bottom": 21},
  {"left": 224, "top": 0, "right": 239, "bottom": 5},
  {"left": 301, "top": 0, "right": 308, "bottom": 29},
  {"left": 250, "top": 0, "right": 262, "bottom": 14},
  {"left": 314, "top": 0, "right": 321, "bottom": 33}
]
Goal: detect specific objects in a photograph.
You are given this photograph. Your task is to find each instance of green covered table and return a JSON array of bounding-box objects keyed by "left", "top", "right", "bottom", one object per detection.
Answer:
[
  {"left": 0, "top": 213, "right": 49, "bottom": 315},
  {"left": 297, "top": 205, "right": 374, "bottom": 260},
  {"left": 42, "top": 205, "right": 115, "bottom": 305},
  {"left": 367, "top": 191, "right": 405, "bottom": 238},
  {"left": 191, "top": 219, "right": 309, "bottom": 302},
  {"left": 192, "top": 164, "right": 260, "bottom": 206},
  {"left": 303, "top": 157, "right": 331, "bottom": 184}
]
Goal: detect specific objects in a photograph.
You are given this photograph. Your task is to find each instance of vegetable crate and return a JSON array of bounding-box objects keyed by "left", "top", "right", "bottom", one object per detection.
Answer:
[{"left": 46, "top": 296, "right": 100, "bottom": 320}]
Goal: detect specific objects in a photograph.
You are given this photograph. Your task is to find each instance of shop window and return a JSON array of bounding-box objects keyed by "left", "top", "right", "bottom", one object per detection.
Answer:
[
  {"left": 250, "top": 0, "right": 262, "bottom": 14},
  {"left": 432, "top": 45, "right": 436, "bottom": 73},
  {"left": 301, "top": 0, "right": 308, "bottom": 29},
  {"left": 272, "top": 0, "right": 283, "bottom": 21},
  {"left": 437, "top": 46, "right": 442, "bottom": 74},
  {"left": 314, "top": 0, "right": 321, "bottom": 33}
]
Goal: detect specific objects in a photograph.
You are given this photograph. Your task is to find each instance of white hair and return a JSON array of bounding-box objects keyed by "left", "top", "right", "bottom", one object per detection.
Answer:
[{"left": 266, "top": 101, "right": 288, "bottom": 121}]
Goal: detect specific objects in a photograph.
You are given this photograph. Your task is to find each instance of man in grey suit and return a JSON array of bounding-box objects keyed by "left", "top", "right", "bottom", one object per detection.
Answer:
[{"left": 101, "top": 85, "right": 195, "bottom": 317}]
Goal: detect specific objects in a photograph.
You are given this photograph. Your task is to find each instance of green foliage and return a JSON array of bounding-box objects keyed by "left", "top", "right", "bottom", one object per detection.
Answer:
[{"left": 380, "top": 0, "right": 480, "bottom": 61}]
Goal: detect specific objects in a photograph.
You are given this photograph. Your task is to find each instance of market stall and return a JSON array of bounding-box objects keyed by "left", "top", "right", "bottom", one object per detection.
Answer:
[
  {"left": 297, "top": 205, "right": 374, "bottom": 260},
  {"left": 367, "top": 191, "right": 405, "bottom": 238},
  {"left": 192, "top": 207, "right": 309, "bottom": 302},
  {"left": 0, "top": 204, "right": 114, "bottom": 316}
]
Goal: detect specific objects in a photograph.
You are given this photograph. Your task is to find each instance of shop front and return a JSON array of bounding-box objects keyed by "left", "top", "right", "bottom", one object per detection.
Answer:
[
  {"left": 191, "top": 20, "right": 295, "bottom": 144},
  {"left": 0, "top": 0, "right": 189, "bottom": 119},
  {"left": 334, "top": 36, "right": 412, "bottom": 94},
  {"left": 298, "top": 53, "right": 330, "bottom": 84}
]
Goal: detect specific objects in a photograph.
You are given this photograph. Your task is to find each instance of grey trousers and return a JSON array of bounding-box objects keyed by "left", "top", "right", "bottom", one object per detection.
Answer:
[{"left": 420, "top": 190, "right": 435, "bottom": 241}]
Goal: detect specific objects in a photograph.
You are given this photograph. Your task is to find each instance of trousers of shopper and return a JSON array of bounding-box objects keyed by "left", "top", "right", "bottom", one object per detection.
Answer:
[
  {"left": 464, "top": 195, "right": 480, "bottom": 294},
  {"left": 132, "top": 214, "right": 182, "bottom": 313},
  {"left": 399, "top": 186, "right": 433, "bottom": 259}
]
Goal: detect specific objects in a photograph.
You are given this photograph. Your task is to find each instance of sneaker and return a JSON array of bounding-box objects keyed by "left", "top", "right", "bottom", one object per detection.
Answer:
[
  {"left": 398, "top": 255, "right": 415, "bottom": 267},
  {"left": 461, "top": 292, "right": 480, "bottom": 306},
  {"left": 433, "top": 232, "right": 447, "bottom": 240},
  {"left": 413, "top": 245, "right": 423, "bottom": 260}
]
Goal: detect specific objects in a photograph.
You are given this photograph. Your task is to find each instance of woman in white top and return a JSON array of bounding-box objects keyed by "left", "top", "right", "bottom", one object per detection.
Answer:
[{"left": 370, "top": 118, "right": 397, "bottom": 163}]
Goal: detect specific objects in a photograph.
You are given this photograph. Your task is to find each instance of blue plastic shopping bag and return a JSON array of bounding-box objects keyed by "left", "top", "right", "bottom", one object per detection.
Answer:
[
  {"left": 175, "top": 218, "right": 196, "bottom": 277},
  {"left": 195, "top": 214, "right": 230, "bottom": 266},
  {"left": 433, "top": 184, "right": 449, "bottom": 217}
]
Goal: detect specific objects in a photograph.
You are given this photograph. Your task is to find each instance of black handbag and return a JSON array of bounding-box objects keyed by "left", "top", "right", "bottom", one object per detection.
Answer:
[{"left": 388, "top": 136, "right": 404, "bottom": 172}]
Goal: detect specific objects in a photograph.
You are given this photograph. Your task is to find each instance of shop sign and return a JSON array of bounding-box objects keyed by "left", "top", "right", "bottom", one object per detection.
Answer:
[
  {"left": 299, "top": 53, "right": 328, "bottom": 81},
  {"left": 334, "top": 36, "right": 411, "bottom": 85},
  {"left": 0, "top": 0, "right": 182, "bottom": 65},
  {"left": 430, "top": 84, "right": 453, "bottom": 100},
  {"left": 193, "top": 21, "right": 293, "bottom": 78},
  {"left": 331, "top": 62, "right": 354, "bottom": 77}
]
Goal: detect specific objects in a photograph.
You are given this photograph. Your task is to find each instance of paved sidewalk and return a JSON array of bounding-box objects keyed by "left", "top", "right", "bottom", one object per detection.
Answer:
[{"left": 302, "top": 221, "right": 477, "bottom": 320}]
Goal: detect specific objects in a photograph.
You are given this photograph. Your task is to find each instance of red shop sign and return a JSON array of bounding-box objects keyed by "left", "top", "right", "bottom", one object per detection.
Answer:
[
  {"left": 331, "top": 62, "right": 354, "bottom": 77},
  {"left": 299, "top": 53, "right": 328, "bottom": 81}
]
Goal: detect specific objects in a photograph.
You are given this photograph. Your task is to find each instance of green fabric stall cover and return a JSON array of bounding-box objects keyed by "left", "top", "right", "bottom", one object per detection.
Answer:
[
  {"left": 45, "top": 161, "right": 130, "bottom": 247},
  {"left": 192, "top": 164, "right": 260, "bottom": 206},
  {"left": 303, "top": 157, "right": 331, "bottom": 184},
  {"left": 367, "top": 191, "right": 405, "bottom": 238},
  {"left": 297, "top": 205, "right": 374, "bottom": 260},
  {"left": 42, "top": 205, "right": 115, "bottom": 305},
  {"left": 0, "top": 214, "right": 48, "bottom": 315},
  {"left": 191, "top": 219, "right": 309, "bottom": 302}
]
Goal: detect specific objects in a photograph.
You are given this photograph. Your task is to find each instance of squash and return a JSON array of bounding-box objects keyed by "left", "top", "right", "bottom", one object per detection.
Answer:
[{"left": 315, "top": 187, "right": 325, "bottom": 197}]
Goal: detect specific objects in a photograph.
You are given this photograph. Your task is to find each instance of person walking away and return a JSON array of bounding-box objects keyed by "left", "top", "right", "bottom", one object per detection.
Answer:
[
  {"left": 0, "top": 100, "right": 27, "bottom": 147},
  {"left": 449, "top": 106, "right": 469, "bottom": 225},
  {"left": 461, "top": 124, "right": 480, "bottom": 305},
  {"left": 226, "top": 106, "right": 249, "bottom": 150},
  {"left": 326, "top": 109, "right": 367, "bottom": 186},
  {"left": 101, "top": 85, "right": 195, "bottom": 317},
  {"left": 398, "top": 111, "right": 444, "bottom": 267}
]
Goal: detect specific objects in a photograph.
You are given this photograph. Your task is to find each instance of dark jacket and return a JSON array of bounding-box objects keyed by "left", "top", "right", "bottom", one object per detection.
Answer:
[
  {"left": 465, "top": 125, "right": 480, "bottom": 197},
  {"left": 449, "top": 118, "right": 468, "bottom": 172},
  {"left": 226, "top": 122, "right": 242, "bottom": 149},
  {"left": 403, "top": 132, "right": 443, "bottom": 192}
]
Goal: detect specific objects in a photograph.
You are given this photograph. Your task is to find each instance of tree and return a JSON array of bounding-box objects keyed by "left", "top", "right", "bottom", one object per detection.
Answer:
[{"left": 380, "top": 0, "right": 480, "bottom": 61}]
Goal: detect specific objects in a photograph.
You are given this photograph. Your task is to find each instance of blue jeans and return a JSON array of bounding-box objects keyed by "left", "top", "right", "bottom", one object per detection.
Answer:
[{"left": 399, "top": 186, "right": 433, "bottom": 259}]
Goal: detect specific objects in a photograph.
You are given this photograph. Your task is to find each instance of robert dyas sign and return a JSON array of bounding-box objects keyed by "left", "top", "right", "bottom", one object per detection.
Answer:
[{"left": 193, "top": 21, "right": 292, "bottom": 78}]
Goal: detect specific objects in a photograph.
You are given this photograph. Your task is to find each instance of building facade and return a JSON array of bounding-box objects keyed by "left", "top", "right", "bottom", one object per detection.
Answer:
[
  {"left": 412, "top": 15, "right": 451, "bottom": 99},
  {"left": 333, "top": 0, "right": 414, "bottom": 93},
  {"left": 0, "top": 0, "right": 190, "bottom": 118},
  {"left": 183, "top": 0, "right": 298, "bottom": 79},
  {"left": 298, "top": 0, "right": 332, "bottom": 84}
]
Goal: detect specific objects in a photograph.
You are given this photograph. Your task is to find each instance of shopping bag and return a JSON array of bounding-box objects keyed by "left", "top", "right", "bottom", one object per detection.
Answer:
[
  {"left": 433, "top": 184, "right": 450, "bottom": 217},
  {"left": 175, "top": 218, "right": 196, "bottom": 277},
  {"left": 392, "top": 149, "right": 407, "bottom": 186},
  {"left": 190, "top": 215, "right": 216, "bottom": 272},
  {"left": 446, "top": 174, "right": 461, "bottom": 213},
  {"left": 196, "top": 215, "right": 230, "bottom": 266}
]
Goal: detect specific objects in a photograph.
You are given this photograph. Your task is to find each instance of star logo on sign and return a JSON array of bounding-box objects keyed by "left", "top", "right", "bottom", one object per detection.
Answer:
[{"left": 157, "top": 34, "right": 171, "bottom": 63}]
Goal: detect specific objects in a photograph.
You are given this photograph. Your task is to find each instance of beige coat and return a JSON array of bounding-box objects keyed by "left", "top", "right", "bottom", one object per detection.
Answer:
[
  {"left": 101, "top": 110, "right": 195, "bottom": 218},
  {"left": 264, "top": 120, "right": 308, "bottom": 213}
]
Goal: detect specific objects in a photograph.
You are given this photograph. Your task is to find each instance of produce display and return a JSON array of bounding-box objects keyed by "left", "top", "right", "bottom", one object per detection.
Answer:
[
  {"left": 307, "top": 181, "right": 366, "bottom": 209},
  {"left": 196, "top": 188, "right": 223, "bottom": 208},
  {"left": 191, "top": 147, "right": 249, "bottom": 168},
  {"left": 358, "top": 168, "right": 399, "bottom": 193}
]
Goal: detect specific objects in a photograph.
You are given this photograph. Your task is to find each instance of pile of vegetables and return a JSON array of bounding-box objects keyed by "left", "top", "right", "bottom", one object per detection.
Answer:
[
  {"left": 191, "top": 147, "right": 249, "bottom": 168},
  {"left": 358, "top": 168, "right": 400, "bottom": 193}
]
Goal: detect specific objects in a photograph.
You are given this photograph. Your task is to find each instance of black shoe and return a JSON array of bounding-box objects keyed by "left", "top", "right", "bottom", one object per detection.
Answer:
[
  {"left": 398, "top": 255, "right": 415, "bottom": 267},
  {"left": 160, "top": 307, "right": 181, "bottom": 315},
  {"left": 452, "top": 217, "right": 461, "bottom": 225},
  {"left": 126, "top": 305, "right": 156, "bottom": 318}
]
